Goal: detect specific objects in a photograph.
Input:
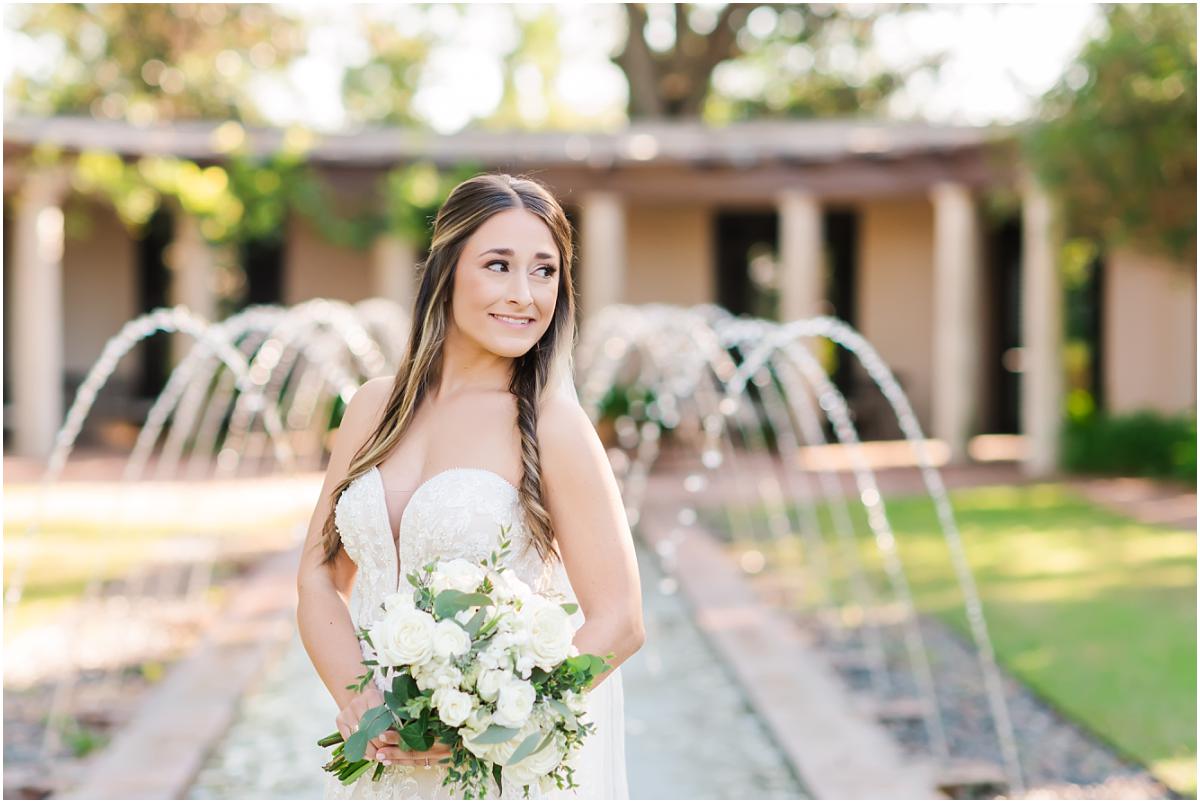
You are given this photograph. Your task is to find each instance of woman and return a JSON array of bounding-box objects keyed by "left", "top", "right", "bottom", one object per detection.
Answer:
[{"left": 297, "top": 173, "right": 644, "bottom": 799}]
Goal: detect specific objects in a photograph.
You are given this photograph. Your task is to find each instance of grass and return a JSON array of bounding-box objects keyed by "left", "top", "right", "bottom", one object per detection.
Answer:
[
  {"left": 710, "top": 483, "right": 1197, "bottom": 797},
  {"left": 3, "top": 513, "right": 301, "bottom": 634}
]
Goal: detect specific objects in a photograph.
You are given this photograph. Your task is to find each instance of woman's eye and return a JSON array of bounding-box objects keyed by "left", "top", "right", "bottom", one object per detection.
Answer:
[{"left": 486, "top": 260, "right": 556, "bottom": 278}]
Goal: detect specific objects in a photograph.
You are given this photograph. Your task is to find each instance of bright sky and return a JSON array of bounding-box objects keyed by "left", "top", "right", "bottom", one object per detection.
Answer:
[{"left": 5, "top": 3, "right": 1106, "bottom": 133}]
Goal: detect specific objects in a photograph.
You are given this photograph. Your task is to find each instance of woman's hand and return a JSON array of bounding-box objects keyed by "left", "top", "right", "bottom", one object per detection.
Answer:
[
  {"left": 335, "top": 686, "right": 453, "bottom": 767},
  {"left": 374, "top": 737, "right": 454, "bottom": 767}
]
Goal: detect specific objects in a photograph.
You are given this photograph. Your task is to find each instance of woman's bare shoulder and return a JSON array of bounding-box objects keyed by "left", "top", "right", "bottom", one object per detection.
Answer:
[{"left": 338, "top": 376, "right": 395, "bottom": 444}]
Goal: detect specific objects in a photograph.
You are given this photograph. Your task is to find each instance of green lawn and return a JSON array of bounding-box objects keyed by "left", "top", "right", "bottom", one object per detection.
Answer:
[
  {"left": 712, "top": 483, "right": 1196, "bottom": 797},
  {"left": 3, "top": 513, "right": 300, "bottom": 634}
]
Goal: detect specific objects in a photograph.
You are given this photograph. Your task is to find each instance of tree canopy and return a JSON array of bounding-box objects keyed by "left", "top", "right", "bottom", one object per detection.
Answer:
[{"left": 1022, "top": 3, "right": 1196, "bottom": 262}]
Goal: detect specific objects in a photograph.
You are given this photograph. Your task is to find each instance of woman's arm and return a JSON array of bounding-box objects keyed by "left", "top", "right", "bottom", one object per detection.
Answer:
[
  {"left": 539, "top": 394, "right": 647, "bottom": 689},
  {"left": 296, "top": 376, "right": 391, "bottom": 709}
]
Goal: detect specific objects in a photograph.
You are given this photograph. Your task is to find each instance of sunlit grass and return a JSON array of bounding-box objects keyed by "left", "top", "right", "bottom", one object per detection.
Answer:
[
  {"left": 3, "top": 513, "right": 301, "bottom": 632},
  {"left": 711, "top": 483, "right": 1196, "bottom": 797}
]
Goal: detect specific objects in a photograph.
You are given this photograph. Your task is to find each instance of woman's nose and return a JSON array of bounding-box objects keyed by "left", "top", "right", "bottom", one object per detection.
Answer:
[{"left": 507, "top": 271, "right": 534, "bottom": 305}]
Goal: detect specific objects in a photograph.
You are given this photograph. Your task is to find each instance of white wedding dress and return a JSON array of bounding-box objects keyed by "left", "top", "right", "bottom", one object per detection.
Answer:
[{"left": 325, "top": 464, "right": 629, "bottom": 800}]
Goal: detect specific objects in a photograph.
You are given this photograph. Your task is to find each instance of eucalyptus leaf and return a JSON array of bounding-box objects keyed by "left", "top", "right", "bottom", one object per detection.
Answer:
[
  {"left": 434, "top": 590, "right": 494, "bottom": 620},
  {"left": 473, "top": 724, "right": 521, "bottom": 745},
  {"left": 464, "top": 607, "right": 489, "bottom": 638},
  {"left": 505, "top": 732, "right": 544, "bottom": 767},
  {"left": 547, "top": 699, "right": 577, "bottom": 729},
  {"left": 342, "top": 705, "right": 392, "bottom": 761}
]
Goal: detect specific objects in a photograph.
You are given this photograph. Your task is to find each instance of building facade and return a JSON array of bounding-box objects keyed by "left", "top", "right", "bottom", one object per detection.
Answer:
[{"left": 4, "top": 116, "right": 1195, "bottom": 473}]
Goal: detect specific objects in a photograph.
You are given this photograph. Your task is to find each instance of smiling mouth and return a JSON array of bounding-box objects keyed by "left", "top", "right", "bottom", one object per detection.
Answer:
[{"left": 490, "top": 313, "right": 534, "bottom": 327}]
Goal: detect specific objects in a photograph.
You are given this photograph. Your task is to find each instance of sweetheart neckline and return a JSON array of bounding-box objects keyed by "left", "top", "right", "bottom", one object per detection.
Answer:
[{"left": 367, "top": 465, "right": 519, "bottom": 592}]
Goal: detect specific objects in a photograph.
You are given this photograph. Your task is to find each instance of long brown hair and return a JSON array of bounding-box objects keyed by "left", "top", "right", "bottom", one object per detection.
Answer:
[{"left": 319, "top": 172, "right": 578, "bottom": 567}]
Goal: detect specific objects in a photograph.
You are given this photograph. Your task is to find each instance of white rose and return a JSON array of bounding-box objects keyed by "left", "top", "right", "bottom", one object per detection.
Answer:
[
  {"left": 432, "top": 619, "right": 472, "bottom": 659},
  {"left": 431, "top": 687, "right": 475, "bottom": 728},
  {"left": 502, "top": 731, "right": 565, "bottom": 789},
  {"left": 476, "top": 667, "right": 512, "bottom": 703},
  {"left": 371, "top": 607, "right": 435, "bottom": 667},
  {"left": 522, "top": 601, "right": 574, "bottom": 671},
  {"left": 492, "top": 678, "right": 536, "bottom": 728},
  {"left": 431, "top": 559, "right": 486, "bottom": 595}
]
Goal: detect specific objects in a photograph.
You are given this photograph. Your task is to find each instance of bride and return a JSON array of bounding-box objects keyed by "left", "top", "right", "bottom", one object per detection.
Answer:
[{"left": 296, "top": 173, "right": 643, "bottom": 799}]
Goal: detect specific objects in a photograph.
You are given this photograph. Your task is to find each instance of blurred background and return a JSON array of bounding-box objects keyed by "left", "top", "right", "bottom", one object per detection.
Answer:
[{"left": 2, "top": 3, "right": 1195, "bottom": 801}]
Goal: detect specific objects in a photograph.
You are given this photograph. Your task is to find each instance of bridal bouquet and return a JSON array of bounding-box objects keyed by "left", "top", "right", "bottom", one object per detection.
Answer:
[{"left": 318, "top": 526, "right": 613, "bottom": 799}]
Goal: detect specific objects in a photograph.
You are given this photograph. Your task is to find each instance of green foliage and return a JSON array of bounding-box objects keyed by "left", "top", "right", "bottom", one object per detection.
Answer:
[
  {"left": 1062, "top": 409, "right": 1197, "bottom": 486},
  {"left": 54, "top": 715, "right": 110, "bottom": 758},
  {"left": 31, "top": 139, "right": 480, "bottom": 252},
  {"left": 1022, "top": 4, "right": 1197, "bottom": 262},
  {"left": 6, "top": 4, "right": 308, "bottom": 124}
]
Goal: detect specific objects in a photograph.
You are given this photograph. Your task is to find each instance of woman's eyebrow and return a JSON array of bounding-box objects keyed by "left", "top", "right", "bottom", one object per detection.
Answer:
[{"left": 479, "top": 247, "right": 557, "bottom": 262}]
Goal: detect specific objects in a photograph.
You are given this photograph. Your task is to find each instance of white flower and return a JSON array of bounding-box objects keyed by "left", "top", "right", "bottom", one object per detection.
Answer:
[
  {"left": 563, "top": 689, "right": 589, "bottom": 716},
  {"left": 502, "top": 731, "right": 565, "bottom": 789},
  {"left": 492, "top": 568, "right": 534, "bottom": 603},
  {"left": 412, "top": 657, "right": 462, "bottom": 691},
  {"left": 371, "top": 607, "right": 436, "bottom": 667},
  {"left": 431, "top": 661, "right": 464, "bottom": 690},
  {"left": 466, "top": 706, "right": 492, "bottom": 732},
  {"left": 521, "top": 599, "right": 575, "bottom": 671},
  {"left": 476, "top": 667, "right": 512, "bottom": 703},
  {"left": 478, "top": 642, "right": 511, "bottom": 672},
  {"left": 493, "top": 678, "right": 537, "bottom": 728},
  {"left": 383, "top": 591, "right": 415, "bottom": 612},
  {"left": 431, "top": 558, "right": 486, "bottom": 595},
  {"left": 432, "top": 619, "right": 471, "bottom": 659},
  {"left": 431, "top": 687, "right": 475, "bottom": 728}
]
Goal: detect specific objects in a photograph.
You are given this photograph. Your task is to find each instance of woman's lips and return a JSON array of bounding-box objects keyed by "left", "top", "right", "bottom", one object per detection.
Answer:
[{"left": 490, "top": 313, "right": 533, "bottom": 328}]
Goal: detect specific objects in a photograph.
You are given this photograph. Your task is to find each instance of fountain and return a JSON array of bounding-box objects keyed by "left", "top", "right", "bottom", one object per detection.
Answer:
[{"left": 4, "top": 299, "right": 1024, "bottom": 798}]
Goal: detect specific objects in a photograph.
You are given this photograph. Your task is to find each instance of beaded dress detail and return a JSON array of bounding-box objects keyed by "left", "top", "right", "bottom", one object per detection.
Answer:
[{"left": 324, "top": 466, "right": 628, "bottom": 800}]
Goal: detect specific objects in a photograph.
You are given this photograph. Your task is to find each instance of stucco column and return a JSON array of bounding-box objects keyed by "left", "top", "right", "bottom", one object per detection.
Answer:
[
  {"left": 1020, "top": 170, "right": 1064, "bottom": 477},
  {"left": 12, "top": 167, "right": 69, "bottom": 458},
  {"left": 579, "top": 191, "right": 626, "bottom": 324},
  {"left": 371, "top": 233, "right": 417, "bottom": 313},
  {"left": 930, "top": 181, "right": 983, "bottom": 464},
  {"left": 167, "top": 209, "right": 219, "bottom": 365},
  {"left": 777, "top": 189, "right": 824, "bottom": 321}
]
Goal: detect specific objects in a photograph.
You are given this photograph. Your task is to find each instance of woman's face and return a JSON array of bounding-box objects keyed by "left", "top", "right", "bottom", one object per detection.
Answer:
[{"left": 449, "top": 207, "right": 560, "bottom": 359}]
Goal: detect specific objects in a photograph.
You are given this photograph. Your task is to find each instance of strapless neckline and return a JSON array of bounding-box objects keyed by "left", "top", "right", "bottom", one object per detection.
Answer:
[{"left": 368, "top": 465, "right": 519, "bottom": 592}]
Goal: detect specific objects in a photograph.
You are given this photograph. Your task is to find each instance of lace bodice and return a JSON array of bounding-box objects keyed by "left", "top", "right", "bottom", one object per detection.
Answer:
[{"left": 327, "top": 465, "right": 586, "bottom": 800}]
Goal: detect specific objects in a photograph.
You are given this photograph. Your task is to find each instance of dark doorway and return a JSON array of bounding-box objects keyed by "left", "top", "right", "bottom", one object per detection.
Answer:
[
  {"left": 135, "top": 206, "right": 173, "bottom": 399},
  {"left": 715, "top": 211, "right": 778, "bottom": 320},
  {"left": 983, "top": 215, "right": 1022, "bottom": 433},
  {"left": 1067, "top": 249, "right": 1106, "bottom": 414},
  {"left": 239, "top": 233, "right": 285, "bottom": 309},
  {"left": 713, "top": 207, "right": 859, "bottom": 396}
]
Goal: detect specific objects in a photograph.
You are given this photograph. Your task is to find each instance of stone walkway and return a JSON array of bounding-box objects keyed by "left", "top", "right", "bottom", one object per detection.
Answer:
[{"left": 187, "top": 538, "right": 808, "bottom": 799}]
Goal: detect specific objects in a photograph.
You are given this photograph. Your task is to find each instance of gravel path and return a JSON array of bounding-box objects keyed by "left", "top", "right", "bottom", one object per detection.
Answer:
[{"left": 809, "top": 609, "right": 1176, "bottom": 799}]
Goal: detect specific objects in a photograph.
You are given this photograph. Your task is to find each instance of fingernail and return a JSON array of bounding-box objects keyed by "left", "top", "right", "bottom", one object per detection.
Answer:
[{"left": 375, "top": 751, "right": 385, "bottom": 761}]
